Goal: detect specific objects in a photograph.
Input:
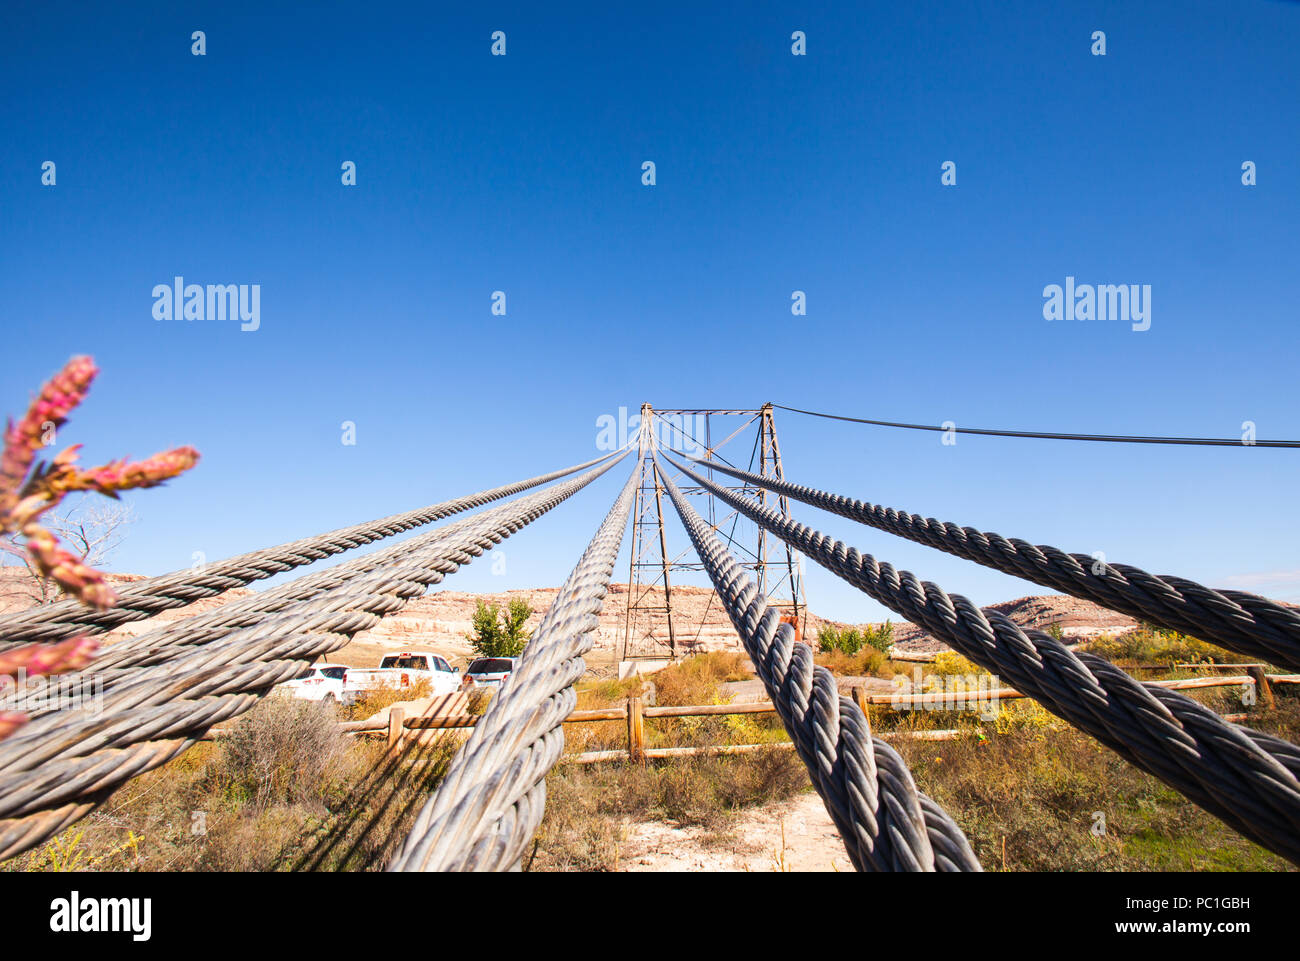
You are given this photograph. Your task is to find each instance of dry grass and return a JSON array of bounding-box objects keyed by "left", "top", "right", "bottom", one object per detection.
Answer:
[
  {"left": 529, "top": 749, "right": 809, "bottom": 871},
  {"left": 538, "top": 638, "right": 1300, "bottom": 873},
  {"left": 564, "top": 651, "right": 786, "bottom": 755},
  {"left": 813, "top": 646, "right": 891, "bottom": 677},
  {"left": 343, "top": 677, "right": 433, "bottom": 720},
  {"left": 7, "top": 635, "right": 1295, "bottom": 874},
  {"left": 892, "top": 692, "right": 1300, "bottom": 871},
  {"left": 3, "top": 696, "right": 459, "bottom": 873},
  {"left": 1078, "top": 628, "right": 1265, "bottom": 668}
]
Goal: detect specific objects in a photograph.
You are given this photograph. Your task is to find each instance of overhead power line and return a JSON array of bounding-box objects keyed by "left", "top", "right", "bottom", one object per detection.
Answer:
[{"left": 771, "top": 404, "right": 1300, "bottom": 448}]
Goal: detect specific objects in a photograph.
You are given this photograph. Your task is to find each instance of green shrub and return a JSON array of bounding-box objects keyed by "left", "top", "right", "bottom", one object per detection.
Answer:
[
  {"left": 819, "top": 622, "right": 892, "bottom": 656},
  {"left": 863, "top": 620, "right": 894, "bottom": 653},
  {"left": 467, "top": 598, "right": 532, "bottom": 658},
  {"left": 838, "top": 628, "right": 863, "bottom": 655}
]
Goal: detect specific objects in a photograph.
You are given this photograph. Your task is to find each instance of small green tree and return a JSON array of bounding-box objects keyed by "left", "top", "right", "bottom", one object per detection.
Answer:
[
  {"left": 817, "top": 624, "right": 840, "bottom": 654},
  {"left": 467, "top": 598, "right": 532, "bottom": 658},
  {"left": 864, "top": 619, "right": 894, "bottom": 653},
  {"left": 838, "top": 628, "right": 864, "bottom": 655}
]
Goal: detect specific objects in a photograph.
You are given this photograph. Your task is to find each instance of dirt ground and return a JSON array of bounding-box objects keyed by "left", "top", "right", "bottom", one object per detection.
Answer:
[
  {"left": 618, "top": 791, "right": 847, "bottom": 872},
  {"left": 722, "top": 675, "right": 899, "bottom": 702}
]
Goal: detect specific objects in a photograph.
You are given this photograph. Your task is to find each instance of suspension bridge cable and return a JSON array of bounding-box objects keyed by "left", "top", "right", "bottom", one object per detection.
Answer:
[
  {"left": 664, "top": 454, "right": 1300, "bottom": 865},
  {"left": 0, "top": 448, "right": 626, "bottom": 648},
  {"left": 391, "top": 454, "right": 642, "bottom": 872},
  {"left": 686, "top": 456, "right": 1300, "bottom": 673},
  {"left": 771, "top": 404, "right": 1300, "bottom": 448},
  {"left": 657, "top": 455, "right": 981, "bottom": 872},
  {"left": 13, "top": 479, "right": 608, "bottom": 705},
  {"left": 0, "top": 453, "right": 629, "bottom": 862}
]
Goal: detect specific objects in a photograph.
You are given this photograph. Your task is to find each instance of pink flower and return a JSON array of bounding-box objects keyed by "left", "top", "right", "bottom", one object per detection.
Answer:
[
  {"left": 0, "top": 636, "right": 100, "bottom": 741},
  {"left": 0, "top": 636, "right": 99, "bottom": 680},
  {"left": 0, "top": 356, "right": 197, "bottom": 739},
  {"left": 0, "top": 713, "right": 25, "bottom": 740},
  {"left": 0, "top": 356, "right": 97, "bottom": 516}
]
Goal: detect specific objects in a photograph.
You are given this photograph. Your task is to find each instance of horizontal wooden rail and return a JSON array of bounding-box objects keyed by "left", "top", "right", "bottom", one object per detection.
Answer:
[
  {"left": 204, "top": 671, "right": 1294, "bottom": 741},
  {"left": 643, "top": 701, "right": 777, "bottom": 718}
]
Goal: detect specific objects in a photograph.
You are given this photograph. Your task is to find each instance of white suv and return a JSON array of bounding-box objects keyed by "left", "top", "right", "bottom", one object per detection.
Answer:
[
  {"left": 464, "top": 656, "right": 520, "bottom": 691},
  {"left": 282, "top": 664, "right": 350, "bottom": 703}
]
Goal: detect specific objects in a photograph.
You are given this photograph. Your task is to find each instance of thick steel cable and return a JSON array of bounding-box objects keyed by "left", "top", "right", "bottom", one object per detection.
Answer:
[
  {"left": 5, "top": 480, "right": 601, "bottom": 711},
  {"left": 686, "top": 456, "right": 1300, "bottom": 673},
  {"left": 657, "top": 456, "right": 980, "bottom": 872},
  {"left": 772, "top": 403, "right": 1300, "bottom": 447},
  {"left": 0, "top": 453, "right": 628, "bottom": 861},
  {"left": 65, "top": 464, "right": 630, "bottom": 682},
  {"left": 0, "top": 464, "right": 612, "bottom": 859},
  {"left": 390, "top": 455, "right": 641, "bottom": 872},
  {"left": 3, "top": 457, "right": 624, "bottom": 745},
  {"left": 667, "top": 455, "right": 1300, "bottom": 865},
  {"left": 0, "top": 450, "right": 622, "bottom": 648}
]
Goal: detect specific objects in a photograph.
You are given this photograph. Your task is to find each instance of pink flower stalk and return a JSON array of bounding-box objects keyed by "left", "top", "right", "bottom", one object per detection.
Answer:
[
  {"left": 20, "top": 521, "right": 117, "bottom": 609},
  {"left": 0, "top": 356, "right": 198, "bottom": 740},
  {"left": 0, "top": 635, "right": 99, "bottom": 680},
  {"left": 51, "top": 445, "right": 202, "bottom": 497},
  {"left": 0, "top": 636, "right": 100, "bottom": 740},
  {"left": 0, "top": 357, "right": 200, "bottom": 608},
  {"left": 0, "top": 713, "right": 25, "bottom": 740},
  {"left": 0, "top": 356, "right": 97, "bottom": 517}
]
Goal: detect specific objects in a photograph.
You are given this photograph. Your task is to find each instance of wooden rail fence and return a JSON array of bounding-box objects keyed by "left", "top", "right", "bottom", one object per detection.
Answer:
[{"left": 203, "top": 671, "right": 1297, "bottom": 764}]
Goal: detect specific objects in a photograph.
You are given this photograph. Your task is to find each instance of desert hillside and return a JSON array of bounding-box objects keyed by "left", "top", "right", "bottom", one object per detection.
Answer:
[{"left": 0, "top": 567, "right": 1138, "bottom": 670}]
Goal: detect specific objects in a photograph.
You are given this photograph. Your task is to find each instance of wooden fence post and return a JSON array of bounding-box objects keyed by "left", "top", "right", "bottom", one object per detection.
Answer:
[
  {"left": 1247, "top": 666, "right": 1276, "bottom": 711},
  {"left": 388, "top": 706, "right": 406, "bottom": 754},
  {"left": 852, "top": 685, "right": 869, "bottom": 714},
  {"left": 627, "top": 695, "right": 645, "bottom": 762},
  {"left": 853, "top": 685, "right": 872, "bottom": 736}
]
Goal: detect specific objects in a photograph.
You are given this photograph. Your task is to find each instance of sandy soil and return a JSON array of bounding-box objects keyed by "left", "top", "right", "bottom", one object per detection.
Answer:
[{"left": 618, "top": 791, "right": 847, "bottom": 872}]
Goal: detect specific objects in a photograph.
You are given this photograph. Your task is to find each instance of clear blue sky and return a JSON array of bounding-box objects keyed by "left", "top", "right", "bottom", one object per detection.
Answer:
[{"left": 2, "top": 1, "right": 1297, "bottom": 624}]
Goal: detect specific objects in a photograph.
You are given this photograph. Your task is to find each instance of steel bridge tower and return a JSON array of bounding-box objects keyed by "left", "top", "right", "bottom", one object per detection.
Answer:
[{"left": 619, "top": 403, "right": 807, "bottom": 663}]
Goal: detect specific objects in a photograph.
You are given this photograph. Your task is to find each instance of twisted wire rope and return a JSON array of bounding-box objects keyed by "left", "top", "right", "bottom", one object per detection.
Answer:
[
  {"left": 390, "top": 454, "right": 642, "bottom": 872},
  {"left": 688, "top": 457, "right": 1300, "bottom": 673},
  {"left": 667, "top": 454, "right": 1300, "bottom": 865},
  {"left": 2, "top": 456, "right": 623, "bottom": 759},
  {"left": 5, "top": 481, "right": 593, "bottom": 714},
  {"left": 0, "top": 450, "right": 622, "bottom": 648},
  {"left": 52, "top": 467, "right": 627, "bottom": 688},
  {"left": 0, "top": 453, "right": 627, "bottom": 861},
  {"left": 658, "top": 455, "right": 980, "bottom": 871}
]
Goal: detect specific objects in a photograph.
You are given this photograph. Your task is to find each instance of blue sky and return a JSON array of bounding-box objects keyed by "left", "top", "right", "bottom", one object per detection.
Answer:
[{"left": 2, "top": 1, "right": 1297, "bottom": 624}]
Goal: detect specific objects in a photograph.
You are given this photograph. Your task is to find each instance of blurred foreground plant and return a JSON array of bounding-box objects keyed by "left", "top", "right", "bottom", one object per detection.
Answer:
[{"left": 0, "top": 356, "right": 198, "bottom": 739}]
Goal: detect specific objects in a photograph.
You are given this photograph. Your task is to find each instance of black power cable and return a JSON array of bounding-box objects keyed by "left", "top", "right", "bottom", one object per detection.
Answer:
[{"left": 771, "top": 404, "right": 1300, "bottom": 448}]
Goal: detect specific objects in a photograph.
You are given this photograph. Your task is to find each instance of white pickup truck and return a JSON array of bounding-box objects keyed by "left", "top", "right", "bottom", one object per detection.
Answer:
[{"left": 342, "top": 651, "right": 460, "bottom": 703}]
